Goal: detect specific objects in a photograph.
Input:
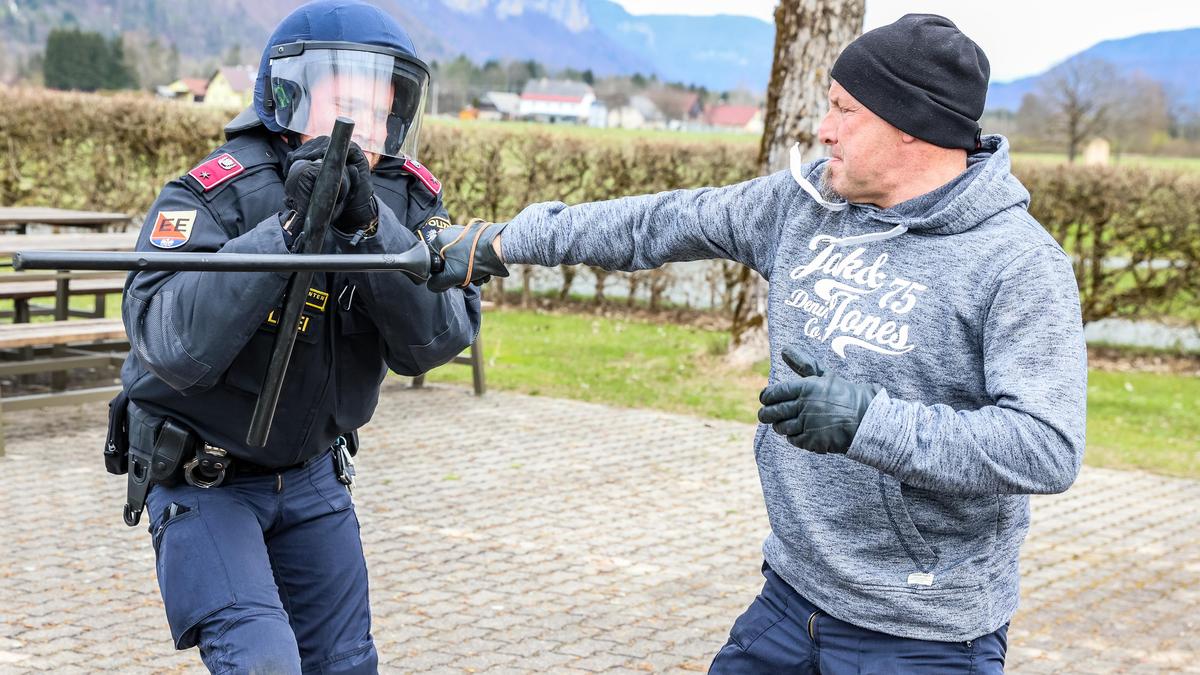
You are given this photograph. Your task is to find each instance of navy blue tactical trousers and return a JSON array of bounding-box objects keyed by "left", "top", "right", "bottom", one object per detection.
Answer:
[
  {"left": 145, "top": 451, "right": 377, "bottom": 674},
  {"left": 710, "top": 564, "right": 1008, "bottom": 674}
]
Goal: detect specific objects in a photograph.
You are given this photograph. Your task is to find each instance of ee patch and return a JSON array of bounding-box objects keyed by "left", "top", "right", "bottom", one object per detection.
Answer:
[{"left": 149, "top": 210, "right": 197, "bottom": 249}]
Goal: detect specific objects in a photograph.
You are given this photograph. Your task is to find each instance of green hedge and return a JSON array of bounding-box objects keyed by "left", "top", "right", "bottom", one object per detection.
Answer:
[
  {"left": 4, "top": 87, "right": 1197, "bottom": 324},
  {"left": 1, "top": 87, "right": 757, "bottom": 221},
  {"left": 1020, "top": 163, "right": 1200, "bottom": 323}
]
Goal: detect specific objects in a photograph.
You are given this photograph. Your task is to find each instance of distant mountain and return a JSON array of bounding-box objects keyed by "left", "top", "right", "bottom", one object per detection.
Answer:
[
  {"left": 584, "top": 0, "right": 775, "bottom": 91},
  {"left": 0, "top": 0, "right": 775, "bottom": 92},
  {"left": 987, "top": 27, "right": 1200, "bottom": 112}
]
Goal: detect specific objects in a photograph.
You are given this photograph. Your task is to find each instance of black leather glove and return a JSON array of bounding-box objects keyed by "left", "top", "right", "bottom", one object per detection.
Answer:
[
  {"left": 757, "top": 346, "right": 882, "bottom": 454},
  {"left": 425, "top": 218, "right": 510, "bottom": 293},
  {"left": 281, "top": 137, "right": 350, "bottom": 241},
  {"left": 337, "top": 142, "right": 379, "bottom": 236}
]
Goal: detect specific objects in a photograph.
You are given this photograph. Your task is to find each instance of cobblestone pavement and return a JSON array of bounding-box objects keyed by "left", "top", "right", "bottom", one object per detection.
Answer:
[{"left": 1, "top": 382, "right": 1197, "bottom": 674}]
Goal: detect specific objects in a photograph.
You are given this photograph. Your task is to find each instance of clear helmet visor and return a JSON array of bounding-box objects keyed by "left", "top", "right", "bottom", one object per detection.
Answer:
[{"left": 269, "top": 47, "right": 427, "bottom": 159}]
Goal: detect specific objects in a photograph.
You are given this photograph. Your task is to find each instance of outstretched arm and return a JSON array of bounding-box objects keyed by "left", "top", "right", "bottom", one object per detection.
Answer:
[{"left": 428, "top": 170, "right": 798, "bottom": 292}]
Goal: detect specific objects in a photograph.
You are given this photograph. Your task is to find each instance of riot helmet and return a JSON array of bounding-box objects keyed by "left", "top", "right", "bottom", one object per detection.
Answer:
[{"left": 253, "top": 1, "right": 429, "bottom": 159}]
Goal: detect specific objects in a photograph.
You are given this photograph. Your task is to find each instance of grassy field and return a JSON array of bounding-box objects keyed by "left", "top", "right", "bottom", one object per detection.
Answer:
[
  {"left": 5, "top": 293, "right": 1195, "bottom": 478},
  {"left": 428, "top": 307, "right": 768, "bottom": 422},
  {"left": 1012, "top": 151, "right": 1200, "bottom": 172},
  {"left": 428, "top": 116, "right": 760, "bottom": 145},
  {"left": 424, "top": 308, "right": 1200, "bottom": 480},
  {"left": 430, "top": 120, "right": 1200, "bottom": 168},
  {"left": 1086, "top": 370, "right": 1200, "bottom": 478}
]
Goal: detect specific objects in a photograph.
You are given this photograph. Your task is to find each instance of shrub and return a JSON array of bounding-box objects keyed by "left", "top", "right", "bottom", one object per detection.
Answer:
[{"left": 4, "top": 87, "right": 1196, "bottom": 325}]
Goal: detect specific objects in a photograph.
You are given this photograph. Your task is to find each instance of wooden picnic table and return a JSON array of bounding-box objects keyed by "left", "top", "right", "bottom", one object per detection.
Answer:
[
  {"left": 0, "top": 231, "right": 138, "bottom": 322},
  {"left": 0, "top": 207, "right": 133, "bottom": 233},
  {"left": 0, "top": 232, "right": 139, "bottom": 259}
]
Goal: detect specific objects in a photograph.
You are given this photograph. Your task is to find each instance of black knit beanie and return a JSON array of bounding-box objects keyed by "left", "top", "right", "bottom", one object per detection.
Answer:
[{"left": 831, "top": 14, "right": 990, "bottom": 151}]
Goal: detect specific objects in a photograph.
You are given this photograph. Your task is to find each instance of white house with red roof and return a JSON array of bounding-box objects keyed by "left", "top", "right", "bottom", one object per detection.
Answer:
[
  {"left": 704, "top": 104, "right": 765, "bottom": 134},
  {"left": 519, "top": 78, "right": 597, "bottom": 124}
]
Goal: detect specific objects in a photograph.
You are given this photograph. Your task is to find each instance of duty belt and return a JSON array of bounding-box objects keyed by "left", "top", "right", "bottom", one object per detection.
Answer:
[
  {"left": 122, "top": 415, "right": 357, "bottom": 527},
  {"left": 184, "top": 436, "right": 356, "bottom": 489},
  {"left": 183, "top": 443, "right": 231, "bottom": 488}
]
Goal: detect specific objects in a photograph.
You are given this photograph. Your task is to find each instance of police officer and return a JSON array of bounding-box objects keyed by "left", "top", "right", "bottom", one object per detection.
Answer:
[{"left": 116, "top": 2, "right": 479, "bottom": 671}]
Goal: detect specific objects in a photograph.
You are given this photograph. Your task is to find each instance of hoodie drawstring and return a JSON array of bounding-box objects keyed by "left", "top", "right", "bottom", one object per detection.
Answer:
[
  {"left": 832, "top": 224, "right": 909, "bottom": 247},
  {"left": 790, "top": 144, "right": 849, "bottom": 212},
  {"left": 790, "top": 143, "right": 910, "bottom": 247}
]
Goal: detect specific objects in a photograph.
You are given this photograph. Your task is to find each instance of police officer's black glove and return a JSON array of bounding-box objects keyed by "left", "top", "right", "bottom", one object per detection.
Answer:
[
  {"left": 757, "top": 346, "right": 882, "bottom": 454},
  {"left": 425, "top": 218, "right": 510, "bottom": 293},
  {"left": 281, "top": 137, "right": 350, "bottom": 245},
  {"left": 337, "top": 142, "right": 379, "bottom": 237}
]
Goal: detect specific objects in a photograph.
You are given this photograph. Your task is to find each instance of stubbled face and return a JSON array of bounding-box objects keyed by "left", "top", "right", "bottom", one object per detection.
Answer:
[{"left": 815, "top": 81, "right": 904, "bottom": 205}]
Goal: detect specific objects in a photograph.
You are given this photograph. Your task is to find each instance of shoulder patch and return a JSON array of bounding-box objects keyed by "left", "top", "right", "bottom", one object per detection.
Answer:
[
  {"left": 149, "top": 210, "right": 197, "bottom": 249},
  {"left": 403, "top": 158, "right": 442, "bottom": 195},
  {"left": 188, "top": 153, "right": 245, "bottom": 192},
  {"left": 417, "top": 215, "right": 451, "bottom": 247}
]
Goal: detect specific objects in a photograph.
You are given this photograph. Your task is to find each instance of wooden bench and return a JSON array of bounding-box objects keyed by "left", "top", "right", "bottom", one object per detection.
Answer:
[
  {"left": 0, "top": 207, "right": 133, "bottom": 234},
  {"left": 0, "top": 272, "right": 127, "bottom": 322},
  {"left": 0, "top": 318, "right": 129, "bottom": 454},
  {"left": 410, "top": 301, "right": 492, "bottom": 396}
]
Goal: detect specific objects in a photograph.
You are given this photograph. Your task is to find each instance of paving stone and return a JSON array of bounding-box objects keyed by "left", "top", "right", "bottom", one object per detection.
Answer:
[{"left": 0, "top": 383, "right": 1196, "bottom": 673}]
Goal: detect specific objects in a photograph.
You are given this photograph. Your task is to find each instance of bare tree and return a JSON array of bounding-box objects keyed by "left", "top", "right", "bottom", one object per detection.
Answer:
[
  {"left": 1034, "top": 58, "right": 1120, "bottom": 162},
  {"left": 593, "top": 77, "right": 632, "bottom": 110},
  {"left": 727, "top": 0, "right": 864, "bottom": 366},
  {"left": 1109, "top": 73, "right": 1170, "bottom": 155}
]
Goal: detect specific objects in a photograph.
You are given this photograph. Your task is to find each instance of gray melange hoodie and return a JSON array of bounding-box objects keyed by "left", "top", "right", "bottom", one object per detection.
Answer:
[{"left": 501, "top": 135, "right": 1087, "bottom": 642}]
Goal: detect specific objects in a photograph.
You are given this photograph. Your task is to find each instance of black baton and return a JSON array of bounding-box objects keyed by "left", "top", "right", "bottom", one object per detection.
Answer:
[{"left": 247, "top": 117, "right": 356, "bottom": 447}]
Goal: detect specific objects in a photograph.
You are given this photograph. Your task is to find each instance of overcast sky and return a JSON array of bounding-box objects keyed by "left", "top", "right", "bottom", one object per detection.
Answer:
[{"left": 611, "top": 0, "right": 1200, "bottom": 82}]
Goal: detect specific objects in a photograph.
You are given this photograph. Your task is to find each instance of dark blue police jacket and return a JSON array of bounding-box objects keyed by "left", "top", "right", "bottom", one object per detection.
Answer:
[{"left": 120, "top": 121, "right": 481, "bottom": 468}]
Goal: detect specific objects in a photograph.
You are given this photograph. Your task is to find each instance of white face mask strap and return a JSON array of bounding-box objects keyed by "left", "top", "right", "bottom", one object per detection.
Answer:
[{"left": 790, "top": 143, "right": 849, "bottom": 212}]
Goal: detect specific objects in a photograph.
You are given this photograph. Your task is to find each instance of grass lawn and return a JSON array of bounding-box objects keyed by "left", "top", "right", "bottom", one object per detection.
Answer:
[
  {"left": 422, "top": 308, "right": 1200, "bottom": 480},
  {"left": 1012, "top": 151, "right": 1200, "bottom": 172},
  {"left": 428, "top": 117, "right": 759, "bottom": 146},
  {"left": 426, "top": 308, "right": 769, "bottom": 422},
  {"left": 1085, "top": 370, "right": 1200, "bottom": 478},
  {"left": 8, "top": 293, "right": 1195, "bottom": 479}
]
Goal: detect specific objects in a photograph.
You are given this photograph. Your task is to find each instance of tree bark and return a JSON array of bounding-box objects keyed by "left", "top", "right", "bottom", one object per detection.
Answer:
[{"left": 726, "top": 0, "right": 865, "bottom": 368}]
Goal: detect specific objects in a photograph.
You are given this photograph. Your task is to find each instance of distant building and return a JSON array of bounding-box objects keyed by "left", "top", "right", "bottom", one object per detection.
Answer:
[
  {"left": 204, "top": 66, "right": 256, "bottom": 110},
  {"left": 158, "top": 78, "right": 207, "bottom": 103},
  {"left": 680, "top": 93, "right": 704, "bottom": 122},
  {"left": 652, "top": 90, "right": 704, "bottom": 127},
  {"left": 519, "top": 79, "right": 596, "bottom": 124},
  {"left": 608, "top": 95, "right": 665, "bottom": 130},
  {"left": 478, "top": 91, "right": 522, "bottom": 121},
  {"left": 704, "top": 104, "right": 765, "bottom": 134},
  {"left": 1083, "top": 137, "right": 1111, "bottom": 166},
  {"left": 588, "top": 101, "right": 608, "bottom": 128}
]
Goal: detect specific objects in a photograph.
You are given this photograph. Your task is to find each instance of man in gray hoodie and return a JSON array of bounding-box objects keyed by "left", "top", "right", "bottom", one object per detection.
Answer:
[{"left": 425, "top": 14, "right": 1086, "bottom": 673}]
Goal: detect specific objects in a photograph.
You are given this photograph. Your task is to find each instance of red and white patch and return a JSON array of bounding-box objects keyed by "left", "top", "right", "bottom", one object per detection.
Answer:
[
  {"left": 403, "top": 158, "right": 442, "bottom": 195},
  {"left": 188, "top": 153, "right": 245, "bottom": 192},
  {"left": 149, "top": 210, "right": 197, "bottom": 249}
]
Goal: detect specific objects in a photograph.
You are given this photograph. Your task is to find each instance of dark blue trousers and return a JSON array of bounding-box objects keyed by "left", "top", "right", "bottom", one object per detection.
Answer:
[
  {"left": 145, "top": 451, "right": 377, "bottom": 674},
  {"left": 710, "top": 564, "right": 1008, "bottom": 674}
]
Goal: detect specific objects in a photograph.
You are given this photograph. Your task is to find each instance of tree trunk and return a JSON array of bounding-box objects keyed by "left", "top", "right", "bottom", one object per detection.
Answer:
[
  {"left": 558, "top": 266, "right": 577, "bottom": 301},
  {"left": 491, "top": 277, "right": 505, "bottom": 306},
  {"left": 590, "top": 266, "right": 609, "bottom": 306},
  {"left": 626, "top": 272, "right": 640, "bottom": 307},
  {"left": 648, "top": 268, "right": 671, "bottom": 311},
  {"left": 726, "top": 0, "right": 865, "bottom": 369}
]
